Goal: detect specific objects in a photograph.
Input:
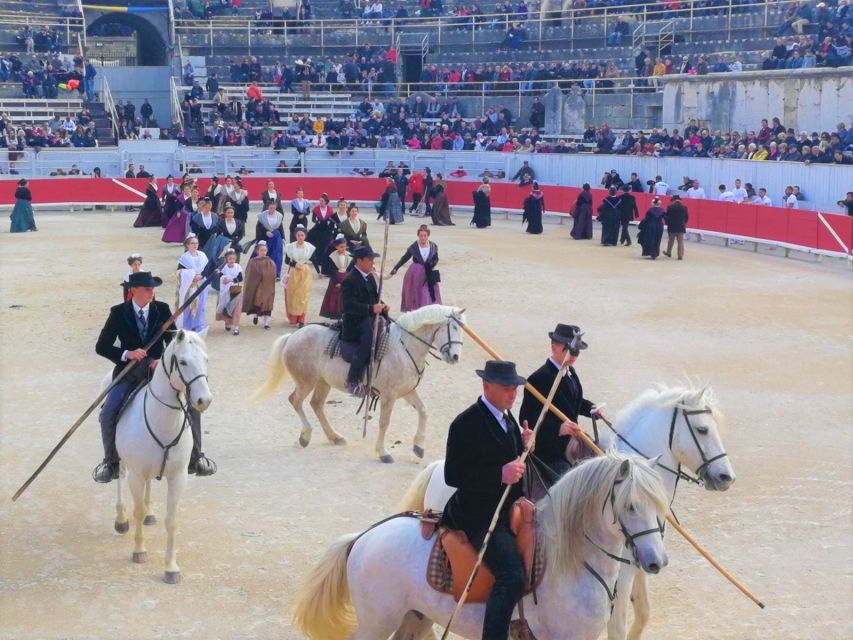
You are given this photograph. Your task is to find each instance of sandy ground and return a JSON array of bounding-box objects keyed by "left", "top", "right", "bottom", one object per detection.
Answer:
[{"left": 0, "top": 208, "right": 851, "bottom": 640}]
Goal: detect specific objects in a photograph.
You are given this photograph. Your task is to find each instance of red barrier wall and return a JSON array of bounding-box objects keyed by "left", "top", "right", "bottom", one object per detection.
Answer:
[{"left": 3, "top": 177, "right": 850, "bottom": 255}]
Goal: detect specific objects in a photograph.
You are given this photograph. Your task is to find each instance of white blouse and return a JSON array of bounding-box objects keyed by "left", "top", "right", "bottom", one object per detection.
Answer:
[{"left": 285, "top": 241, "right": 315, "bottom": 265}]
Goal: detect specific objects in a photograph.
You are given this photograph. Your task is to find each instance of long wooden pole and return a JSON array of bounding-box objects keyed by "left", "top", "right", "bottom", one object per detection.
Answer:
[
  {"left": 11, "top": 269, "right": 220, "bottom": 503},
  {"left": 460, "top": 323, "right": 766, "bottom": 609},
  {"left": 440, "top": 346, "right": 573, "bottom": 639}
]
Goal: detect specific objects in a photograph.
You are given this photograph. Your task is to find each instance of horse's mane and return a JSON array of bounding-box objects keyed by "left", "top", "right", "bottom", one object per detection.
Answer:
[
  {"left": 165, "top": 329, "right": 209, "bottom": 356},
  {"left": 615, "top": 383, "right": 725, "bottom": 432},
  {"left": 396, "top": 304, "right": 465, "bottom": 332},
  {"left": 538, "top": 453, "right": 669, "bottom": 578}
]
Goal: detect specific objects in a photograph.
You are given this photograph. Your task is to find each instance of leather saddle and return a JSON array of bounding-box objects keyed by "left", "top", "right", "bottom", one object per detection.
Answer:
[
  {"left": 324, "top": 319, "right": 389, "bottom": 365},
  {"left": 427, "top": 498, "right": 543, "bottom": 603}
]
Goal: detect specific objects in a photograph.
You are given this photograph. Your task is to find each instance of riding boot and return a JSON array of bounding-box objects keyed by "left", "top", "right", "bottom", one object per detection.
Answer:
[{"left": 187, "top": 408, "right": 217, "bottom": 476}]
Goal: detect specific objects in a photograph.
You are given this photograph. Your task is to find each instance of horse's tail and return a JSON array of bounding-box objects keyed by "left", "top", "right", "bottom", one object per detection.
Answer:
[
  {"left": 292, "top": 532, "right": 359, "bottom": 640},
  {"left": 250, "top": 333, "right": 291, "bottom": 401},
  {"left": 397, "top": 460, "right": 440, "bottom": 512}
]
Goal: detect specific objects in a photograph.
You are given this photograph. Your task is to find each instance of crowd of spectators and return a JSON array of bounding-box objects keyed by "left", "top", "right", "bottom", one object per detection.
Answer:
[
  {"left": 763, "top": 32, "right": 852, "bottom": 69},
  {"left": 0, "top": 109, "right": 100, "bottom": 150},
  {"left": 1, "top": 52, "right": 99, "bottom": 102},
  {"left": 14, "top": 26, "right": 64, "bottom": 55}
]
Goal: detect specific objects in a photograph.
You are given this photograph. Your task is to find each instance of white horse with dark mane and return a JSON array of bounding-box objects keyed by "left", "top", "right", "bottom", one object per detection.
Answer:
[
  {"left": 400, "top": 384, "right": 736, "bottom": 639},
  {"left": 252, "top": 304, "right": 466, "bottom": 462},
  {"left": 108, "top": 329, "right": 212, "bottom": 584},
  {"left": 294, "top": 453, "right": 670, "bottom": 639}
]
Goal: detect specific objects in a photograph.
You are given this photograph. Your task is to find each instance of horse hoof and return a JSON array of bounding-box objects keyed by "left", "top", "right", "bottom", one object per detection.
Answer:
[
  {"left": 298, "top": 434, "right": 310, "bottom": 448},
  {"left": 143, "top": 515, "right": 157, "bottom": 526},
  {"left": 114, "top": 521, "right": 129, "bottom": 534},
  {"left": 379, "top": 454, "right": 395, "bottom": 464},
  {"left": 164, "top": 571, "right": 182, "bottom": 585},
  {"left": 333, "top": 436, "right": 347, "bottom": 446},
  {"left": 132, "top": 551, "right": 148, "bottom": 564},
  {"left": 413, "top": 445, "right": 425, "bottom": 459}
]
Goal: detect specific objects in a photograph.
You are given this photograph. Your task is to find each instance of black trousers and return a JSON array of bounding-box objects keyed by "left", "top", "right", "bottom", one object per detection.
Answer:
[
  {"left": 345, "top": 317, "right": 374, "bottom": 384},
  {"left": 471, "top": 523, "right": 526, "bottom": 640},
  {"left": 620, "top": 220, "right": 632, "bottom": 244},
  {"left": 410, "top": 192, "right": 423, "bottom": 212}
]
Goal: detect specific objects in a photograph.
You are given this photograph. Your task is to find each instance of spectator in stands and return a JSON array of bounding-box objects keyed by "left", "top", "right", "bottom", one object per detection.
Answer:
[
  {"left": 607, "top": 16, "right": 630, "bottom": 46},
  {"left": 183, "top": 60, "right": 194, "bottom": 86},
  {"left": 84, "top": 60, "right": 96, "bottom": 102},
  {"left": 141, "top": 99, "right": 154, "bottom": 127},
  {"left": 753, "top": 188, "right": 773, "bottom": 206}
]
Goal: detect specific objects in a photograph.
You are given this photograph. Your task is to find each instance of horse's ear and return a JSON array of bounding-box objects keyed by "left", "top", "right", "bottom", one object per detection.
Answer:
[
  {"left": 648, "top": 454, "right": 663, "bottom": 468},
  {"left": 177, "top": 329, "right": 185, "bottom": 341},
  {"left": 617, "top": 458, "right": 631, "bottom": 481}
]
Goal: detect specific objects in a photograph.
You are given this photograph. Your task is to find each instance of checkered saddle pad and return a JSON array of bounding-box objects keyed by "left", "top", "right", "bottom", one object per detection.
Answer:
[{"left": 323, "top": 322, "right": 390, "bottom": 365}]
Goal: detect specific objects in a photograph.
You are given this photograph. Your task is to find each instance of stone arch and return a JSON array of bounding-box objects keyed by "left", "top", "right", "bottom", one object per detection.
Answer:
[{"left": 86, "top": 13, "right": 168, "bottom": 66}]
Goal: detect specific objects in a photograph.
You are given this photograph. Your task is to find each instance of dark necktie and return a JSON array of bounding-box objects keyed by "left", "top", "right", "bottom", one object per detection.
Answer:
[{"left": 137, "top": 309, "right": 147, "bottom": 337}]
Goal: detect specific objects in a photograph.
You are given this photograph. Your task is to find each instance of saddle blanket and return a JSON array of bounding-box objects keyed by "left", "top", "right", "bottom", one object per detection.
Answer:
[{"left": 324, "top": 324, "right": 390, "bottom": 365}]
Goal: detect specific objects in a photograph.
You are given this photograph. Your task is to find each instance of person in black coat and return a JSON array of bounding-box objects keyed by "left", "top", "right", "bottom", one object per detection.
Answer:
[
  {"left": 522, "top": 182, "right": 545, "bottom": 234},
  {"left": 519, "top": 324, "right": 602, "bottom": 479},
  {"left": 618, "top": 185, "right": 639, "bottom": 246},
  {"left": 442, "top": 360, "right": 533, "bottom": 640},
  {"left": 638, "top": 198, "right": 666, "bottom": 259},
  {"left": 597, "top": 187, "right": 622, "bottom": 246},
  {"left": 340, "top": 246, "right": 389, "bottom": 395},
  {"left": 93, "top": 272, "right": 216, "bottom": 483},
  {"left": 663, "top": 195, "right": 689, "bottom": 260}
]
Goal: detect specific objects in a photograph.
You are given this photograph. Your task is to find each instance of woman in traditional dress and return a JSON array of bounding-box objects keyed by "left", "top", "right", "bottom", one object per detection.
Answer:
[
  {"left": 161, "top": 175, "right": 180, "bottom": 225},
  {"left": 206, "top": 176, "right": 223, "bottom": 212},
  {"left": 335, "top": 198, "right": 349, "bottom": 222},
  {"left": 121, "top": 253, "right": 143, "bottom": 301},
  {"left": 522, "top": 182, "right": 545, "bottom": 234},
  {"left": 241, "top": 240, "right": 276, "bottom": 330},
  {"left": 176, "top": 233, "right": 210, "bottom": 334},
  {"left": 390, "top": 224, "right": 442, "bottom": 311},
  {"left": 9, "top": 178, "right": 36, "bottom": 233},
  {"left": 379, "top": 181, "right": 404, "bottom": 224},
  {"left": 212, "top": 204, "right": 246, "bottom": 260},
  {"left": 306, "top": 193, "right": 339, "bottom": 275},
  {"left": 471, "top": 178, "right": 491, "bottom": 228},
  {"left": 191, "top": 198, "right": 219, "bottom": 259},
  {"left": 261, "top": 179, "right": 284, "bottom": 214},
  {"left": 431, "top": 183, "right": 453, "bottom": 226},
  {"left": 319, "top": 234, "right": 350, "bottom": 320},
  {"left": 283, "top": 225, "right": 315, "bottom": 327},
  {"left": 339, "top": 204, "right": 370, "bottom": 252},
  {"left": 255, "top": 200, "right": 285, "bottom": 279},
  {"left": 216, "top": 248, "right": 243, "bottom": 335},
  {"left": 597, "top": 187, "right": 622, "bottom": 246},
  {"left": 638, "top": 197, "right": 666, "bottom": 260},
  {"left": 290, "top": 186, "right": 311, "bottom": 241},
  {"left": 216, "top": 175, "right": 236, "bottom": 216},
  {"left": 133, "top": 175, "right": 163, "bottom": 228},
  {"left": 570, "top": 183, "right": 594, "bottom": 240},
  {"left": 230, "top": 178, "right": 250, "bottom": 223},
  {"left": 163, "top": 184, "right": 196, "bottom": 243}
]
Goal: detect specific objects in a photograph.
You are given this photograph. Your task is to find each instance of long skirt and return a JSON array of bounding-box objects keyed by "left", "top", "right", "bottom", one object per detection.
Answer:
[
  {"left": 599, "top": 212, "right": 620, "bottom": 245},
  {"left": 256, "top": 231, "right": 284, "bottom": 278},
  {"left": 638, "top": 218, "right": 664, "bottom": 258},
  {"left": 284, "top": 265, "right": 312, "bottom": 324},
  {"left": 9, "top": 198, "right": 36, "bottom": 232},
  {"left": 180, "top": 287, "right": 208, "bottom": 334},
  {"left": 162, "top": 210, "right": 190, "bottom": 243},
  {"left": 400, "top": 263, "right": 441, "bottom": 312},
  {"left": 319, "top": 270, "right": 346, "bottom": 319},
  {"left": 570, "top": 205, "right": 593, "bottom": 239},
  {"left": 524, "top": 207, "right": 543, "bottom": 234},
  {"left": 216, "top": 288, "right": 243, "bottom": 328},
  {"left": 134, "top": 201, "right": 162, "bottom": 228}
]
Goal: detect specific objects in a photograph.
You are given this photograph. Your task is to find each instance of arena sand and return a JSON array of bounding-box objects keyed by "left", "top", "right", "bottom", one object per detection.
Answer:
[{"left": 0, "top": 210, "right": 850, "bottom": 640}]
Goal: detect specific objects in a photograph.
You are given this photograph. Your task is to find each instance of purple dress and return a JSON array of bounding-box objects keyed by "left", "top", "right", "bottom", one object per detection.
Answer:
[
  {"left": 162, "top": 197, "right": 194, "bottom": 243},
  {"left": 394, "top": 241, "right": 441, "bottom": 312}
]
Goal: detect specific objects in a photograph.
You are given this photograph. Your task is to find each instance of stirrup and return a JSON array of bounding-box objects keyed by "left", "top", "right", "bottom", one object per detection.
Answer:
[
  {"left": 93, "top": 461, "right": 119, "bottom": 484},
  {"left": 189, "top": 455, "right": 217, "bottom": 477}
]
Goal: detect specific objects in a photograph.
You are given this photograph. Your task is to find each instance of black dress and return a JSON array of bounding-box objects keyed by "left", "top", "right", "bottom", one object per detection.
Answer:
[
  {"left": 597, "top": 195, "right": 622, "bottom": 246},
  {"left": 522, "top": 191, "right": 545, "bottom": 234},
  {"left": 638, "top": 207, "right": 665, "bottom": 258},
  {"left": 133, "top": 184, "right": 163, "bottom": 228},
  {"left": 471, "top": 189, "right": 491, "bottom": 228},
  {"left": 305, "top": 206, "right": 340, "bottom": 273}
]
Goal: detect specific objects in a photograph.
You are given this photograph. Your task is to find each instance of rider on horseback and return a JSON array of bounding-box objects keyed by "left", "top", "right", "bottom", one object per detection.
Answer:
[
  {"left": 92, "top": 271, "right": 216, "bottom": 483},
  {"left": 441, "top": 360, "right": 534, "bottom": 640},
  {"left": 341, "top": 245, "right": 389, "bottom": 396}
]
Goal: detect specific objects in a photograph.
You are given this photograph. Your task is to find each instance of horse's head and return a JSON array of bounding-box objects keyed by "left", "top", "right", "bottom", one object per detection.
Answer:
[
  {"left": 437, "top": 307, "right": 467, "bottom": 364},
  {"left": 609, "top": 457, "right": 670, "bottom": 575},
  {"left": 671, "top": 386, "right": 736, "bottom": 492},
  {"left": 164, "top": 329, "right": 212, "bottom": 412}
]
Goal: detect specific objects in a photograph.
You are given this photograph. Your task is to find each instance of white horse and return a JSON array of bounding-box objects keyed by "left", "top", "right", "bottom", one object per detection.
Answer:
[
  {"left": 293, "top": 453, "right": 670, "bottom": 640},
  {"left": 251, "top": 305, "right": 466, "bottom": 462},
  {"left": 109, "top": 329, "right": 212, "bottom": 584},
  {"left": 400, "top": 384, "right": 736, "bottom": 640}
]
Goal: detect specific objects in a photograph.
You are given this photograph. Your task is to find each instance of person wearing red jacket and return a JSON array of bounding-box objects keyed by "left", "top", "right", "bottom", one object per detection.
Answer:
[
  {"left": 246, "top": 82, "right": 263, "bottom": 102},
  {"left": 408, "top": 170, "right": 425, "bottom": 214}
]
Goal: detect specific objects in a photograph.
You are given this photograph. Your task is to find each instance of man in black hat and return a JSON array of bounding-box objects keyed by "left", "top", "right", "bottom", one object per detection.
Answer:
[
  {"left": 519, "top": 324, "right": 604, "bottom": 477},
  {"left": 442, "top": 360, "right": 534, "bottom": 640},
  {"left": 93, "top": 271, "right": 216, "bottom": 483},
  {"left": 340, "top": 245, "right": 389, "bottom": 396}
]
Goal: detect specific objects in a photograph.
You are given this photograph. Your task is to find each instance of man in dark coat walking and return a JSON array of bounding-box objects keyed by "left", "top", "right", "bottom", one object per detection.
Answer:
[
  {"left": 597, "top": 187, "right": 622, "bottom": 246},
  {"left": 442, "top": 361, "right": 534, "bottom": 640},
  {"left": 618, "top": 185, "right": 639, "bottom": 246},
  {"left": 663, "top": 195, "right": 689, "bottom": 259},
  {"left": 519, "top": 324, "right": 602, "bottom": 478},
  {"left": 93, "top": 271, "right": 215, "bottom": 483},
  {"left": 341, "top": 245, "right": 389, "bottom": 395}
]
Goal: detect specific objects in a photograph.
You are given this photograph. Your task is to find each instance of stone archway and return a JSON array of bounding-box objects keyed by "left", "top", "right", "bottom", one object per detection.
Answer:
[{"left": 86, "top": 12, "right": 168, "bottom": 66}]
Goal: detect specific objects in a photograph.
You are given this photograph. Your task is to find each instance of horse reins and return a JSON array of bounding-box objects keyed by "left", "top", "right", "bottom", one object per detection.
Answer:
[{"left": 392, "top": 313, "right": 465, "bottom": 392}]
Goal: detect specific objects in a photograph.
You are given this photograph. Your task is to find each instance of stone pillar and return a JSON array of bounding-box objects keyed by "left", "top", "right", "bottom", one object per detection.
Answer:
[
  {"left": 543, "top": 86, "right": 564, "bottom": 135},
  {"left": 562, "top": 86, "right": 586, "bottom": 135}
]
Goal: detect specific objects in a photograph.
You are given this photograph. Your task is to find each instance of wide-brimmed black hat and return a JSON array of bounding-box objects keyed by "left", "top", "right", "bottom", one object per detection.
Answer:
[
  {"left": 548, "top": 324, "right": 588, "bottom": 350},
  {"left": 126, "top": 271, "right": 163, "bottom": 288},
  {"left": 351, "top": 246, "right": 380, "bottom": 260},
  {"left": 476, "top": 360, "right": 526, "bottom": 386}
]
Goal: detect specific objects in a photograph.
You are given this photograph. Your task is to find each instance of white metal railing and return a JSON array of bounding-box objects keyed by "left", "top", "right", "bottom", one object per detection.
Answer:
[
  {"left": 167, "top": 0, "right": 177, "bottom": 45},
  {"left": 100, "top": 76, "right": 120, "bottom": 143},
  {"left": 76, "top": 0, "right": 87, "bottom": 51},
  {"left": 170, "top": 76, "right": 184, "bottom": 130}
]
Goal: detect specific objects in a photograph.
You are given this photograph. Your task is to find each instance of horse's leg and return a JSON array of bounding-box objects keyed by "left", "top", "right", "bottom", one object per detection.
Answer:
[
  {"left": 289, "top": 380, "right": 316, "bottom": 448},
  {"left": 627, "top": 571, "right": 650, "bottom": 640},
  {"left": 114, "top": 463, "right": 129, "bottom": 534},
  {"left": 127, "top": 471, "right": 148, "bottom": 563},
  {"left": 163, "top": 471, "right": 188, "bottom": 584},
  {"left": 143, "top": 479, "right": 156, "bottom": 526},
  {"left": 309, "top": 379, "right": 346, "bottom": 445},
  {"left": 391, "top": 611, "right": 436, "bottom": 640},
  {"left": 607, "top": 563, "right": 634, "bottom": 640},
  {"left": 375, "top": 396, "right": 396, "bottom": 463},
  {"left": 402, "top": 389, "right": 428, "bottom": 459}
]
